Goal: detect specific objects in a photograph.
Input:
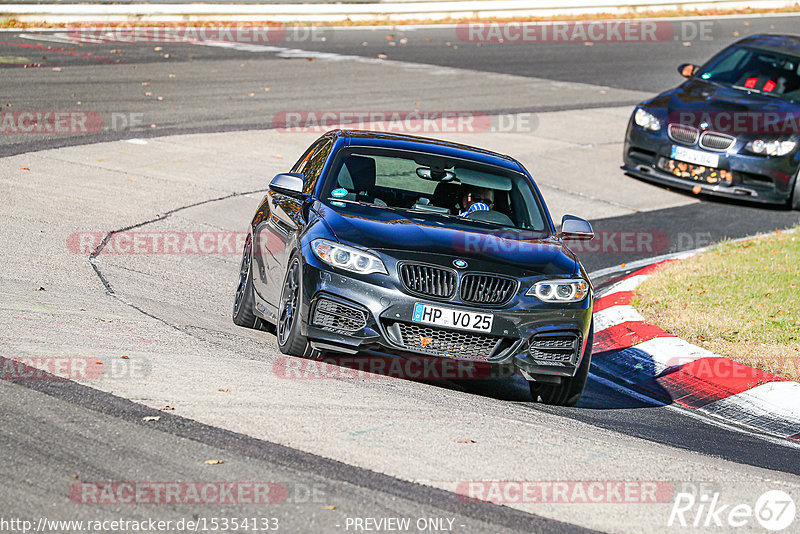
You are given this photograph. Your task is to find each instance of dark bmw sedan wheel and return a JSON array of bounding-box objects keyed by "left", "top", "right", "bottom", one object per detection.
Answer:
[{"left": 233, "top": 129, "right": 596, "bottom": 406}]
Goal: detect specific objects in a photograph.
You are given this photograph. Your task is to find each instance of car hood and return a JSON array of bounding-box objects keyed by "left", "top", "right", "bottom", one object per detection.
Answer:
[
  {"left": 647, "top": 79, "right": 800, "bottom": 135},
  {"left": 316, "top": 202, "right": 576, "bottom": 276}
]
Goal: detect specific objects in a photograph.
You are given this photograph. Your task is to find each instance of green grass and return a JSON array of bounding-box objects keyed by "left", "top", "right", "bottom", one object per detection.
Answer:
[{"left": 633, "top": 227, "right": 800, "bottom": 381}]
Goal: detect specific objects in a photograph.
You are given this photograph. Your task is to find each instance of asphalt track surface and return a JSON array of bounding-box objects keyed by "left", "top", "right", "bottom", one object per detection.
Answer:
[{"left": 2, "top": 15, "right": 800, "bottom": 534}]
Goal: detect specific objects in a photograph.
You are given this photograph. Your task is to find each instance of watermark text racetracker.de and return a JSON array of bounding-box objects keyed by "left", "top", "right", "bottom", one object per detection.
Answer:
[
  {"left": 457, "top": 20, "right": 716, "bottom": 43},
  {"left": 0, "top": 517, "right": 280, "bottom": 533},
  {"left": 69, "top": 230, "right": 715, "bottom": 256},
  {"left": 0, "top": 356, "right": 150, "bottom": 380},
  {"left": 273, "top": 111, "right": 538, "bottom": 134},
  {"left": 1, "top": 111, "right": 148, "bottom": 135},
  {"left": 67, "top": 23, "right": 327, "bottom": 44},
  {"left": 274, "top": 355, "right": 516, "bottom": 381},
  {"left": 457, "top": 480, "right": 675, "bottom": 504}
]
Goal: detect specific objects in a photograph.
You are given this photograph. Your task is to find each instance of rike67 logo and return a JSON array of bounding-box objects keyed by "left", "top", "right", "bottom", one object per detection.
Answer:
[{"left": 669, "top": 490, "right": 796, "bottom": 531}]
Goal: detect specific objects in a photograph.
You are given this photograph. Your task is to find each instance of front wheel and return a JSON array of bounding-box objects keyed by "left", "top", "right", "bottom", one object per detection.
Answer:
[
  {"left": 277, "top": 256, "right": 316, "bottom": 357},
  {"left": 530, "top": 323, "right": 593, "bottom": 407}
]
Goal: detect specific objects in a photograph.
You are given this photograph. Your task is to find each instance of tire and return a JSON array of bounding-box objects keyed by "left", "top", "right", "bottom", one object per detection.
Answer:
[
  {"left": 232, "top": 235, "right": 260, "bottom": 328},
  {"left": 530, "top": 323, "right": 594, "bottom": 407},
  {"left": 791, "top": 174, "right": 800, "bottom": 211},
  {"left": 276, "top": 255, "right": 315, "bottom": 357}
]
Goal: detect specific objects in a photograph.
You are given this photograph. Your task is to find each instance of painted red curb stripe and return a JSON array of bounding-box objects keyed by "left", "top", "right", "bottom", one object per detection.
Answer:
[
  {"left": 593, "top": 291, "right": 634, "bottom": 313},
  {"left": 594, "top": 321, "right": 673, "bottom": 352},
  {"left": 649, "top": 358, "right": 784, "bottom": 409}
]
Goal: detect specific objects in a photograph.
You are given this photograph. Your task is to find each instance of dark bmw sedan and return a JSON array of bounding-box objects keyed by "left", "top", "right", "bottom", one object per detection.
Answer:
[
  {"left": 233, "top": 130, "right": 596, "bottom": 405},
  {"left": 623, "top": 34, "right": 800, "bottom": 209}
]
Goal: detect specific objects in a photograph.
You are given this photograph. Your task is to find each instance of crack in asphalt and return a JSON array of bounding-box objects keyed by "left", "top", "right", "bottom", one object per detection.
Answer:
[{"left": 87, "top": 189, "right": 268, "bottom": 340}]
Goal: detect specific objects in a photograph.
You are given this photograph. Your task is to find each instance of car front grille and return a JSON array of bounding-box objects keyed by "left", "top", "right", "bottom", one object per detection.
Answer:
[
  {"left": 460, "top": 274, "right": 517, "bottom": 305},
  {"left": 527, "top": 332, "right": 581, "bottom": 365},
  {"left": 399, "top": 263, "right": 457, "bottom": 299},
  {"left": 668, "top": 123, "right": 699, "bottom": 145},
  {"left": 387, "top": 321, "right": 503, "bottom": 360},
  {"left": 699, "top": 131, "right": 735, "bottom": 151},
  {"left": 311, "top": 298, "right": 367, "bottom": 331}
]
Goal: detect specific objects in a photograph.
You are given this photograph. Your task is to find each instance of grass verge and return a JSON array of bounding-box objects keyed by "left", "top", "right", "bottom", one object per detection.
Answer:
[{"left": 633, "top": 228, "right": 800, "bottom": 381}]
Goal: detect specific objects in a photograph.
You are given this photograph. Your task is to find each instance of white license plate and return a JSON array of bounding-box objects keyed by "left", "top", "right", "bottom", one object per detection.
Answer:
[
  {"left": 412, "top": 303, "right": 494, "bottom": 332},
  {"left": 670, "top": 145, "right": 719, "bottom": 168}
]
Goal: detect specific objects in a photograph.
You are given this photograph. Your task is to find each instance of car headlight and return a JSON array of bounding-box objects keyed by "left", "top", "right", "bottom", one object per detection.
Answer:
[
  {"left": 634, "top": 108, "right": 661, "bottom": 132},
  {"left": 311, "top": 239, "right": 387, "bottom": 275},
  {"left": 745, "top": 139, "right": 797, "bottom": 157},
  {"left": 527, "top": 279, "right": 589, "bottom": 303}
]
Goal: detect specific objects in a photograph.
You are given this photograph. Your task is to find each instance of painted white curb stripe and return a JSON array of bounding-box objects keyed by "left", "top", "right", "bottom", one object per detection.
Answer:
[
  {"left": 633, "top": 336, "right": 714, "bottom": 374},
  {"left": 593, "top": 305, "right": 644, "bottom": 333}
]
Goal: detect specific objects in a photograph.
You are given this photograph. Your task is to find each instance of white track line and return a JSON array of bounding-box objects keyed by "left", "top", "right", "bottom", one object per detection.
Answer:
[{"left": 589, "top": 371, "right": 800, "bottom": 449}]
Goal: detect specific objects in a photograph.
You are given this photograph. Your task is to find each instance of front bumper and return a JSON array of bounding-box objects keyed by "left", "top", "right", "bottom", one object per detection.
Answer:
[
  {"left": 623, "top": 119, "right": 799, "bottom": 205},
  {"left": 297, "top": 257, "right": 593, "bottom": 379}
]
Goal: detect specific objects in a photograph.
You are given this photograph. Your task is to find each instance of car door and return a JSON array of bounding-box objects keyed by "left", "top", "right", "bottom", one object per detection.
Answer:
[{"left": 253, "top": 138, "right": 333, "bottom": 308}]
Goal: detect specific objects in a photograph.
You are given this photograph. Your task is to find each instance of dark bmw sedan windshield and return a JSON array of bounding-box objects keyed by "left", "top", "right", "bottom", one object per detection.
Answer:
[{"left": 320, "top": 147, "right": 550, "bottom": 232}]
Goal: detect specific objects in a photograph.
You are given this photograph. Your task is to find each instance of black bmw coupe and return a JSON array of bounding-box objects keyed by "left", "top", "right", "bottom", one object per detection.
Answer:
[
  {"left": 624, "top": 34, "right": 800, "bottom": 208},
  {"left": 234, "top": 130, "right": 595, "bottom": 405}
]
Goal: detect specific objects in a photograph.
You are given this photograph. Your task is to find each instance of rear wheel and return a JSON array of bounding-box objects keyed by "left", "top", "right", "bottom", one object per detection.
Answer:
[
  {"left": 791, "top": 174, "right": 800, "bottom": 211},
  {"left": 530, "top": 323, "right": 593, "bottom": 407},
  {"left": 277, "top": 256, "right": 316, "bottom": 357},
  {"left": 233, "top": 235, "right": 259, "bottom": 328}
]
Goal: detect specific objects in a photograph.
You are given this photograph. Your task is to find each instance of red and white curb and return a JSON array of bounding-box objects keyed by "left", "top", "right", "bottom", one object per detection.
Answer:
[{"left": 591, "top": 260, "right": 800, "bottom": 442}]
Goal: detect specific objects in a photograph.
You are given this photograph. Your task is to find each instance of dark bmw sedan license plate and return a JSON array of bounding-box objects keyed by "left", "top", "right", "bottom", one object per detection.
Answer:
[{"left": 412, "top": 303, "right": 494, "bottom": 332}]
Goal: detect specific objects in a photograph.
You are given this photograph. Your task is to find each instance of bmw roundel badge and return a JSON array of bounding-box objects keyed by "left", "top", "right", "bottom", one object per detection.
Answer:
[{"left": 453, "top": 259, "right": 468, "bottom": 269}]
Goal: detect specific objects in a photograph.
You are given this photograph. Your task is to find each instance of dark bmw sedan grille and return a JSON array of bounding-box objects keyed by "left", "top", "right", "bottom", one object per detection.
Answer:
[
  {"left": 389, "top": 321, "right": 502, "bottom": 360},
  {"left": 311, "top": 298, "right": 367, "bottom": 331},
  {"left": 460, "top": 274, "right": 517, "bottom": 305},
  {"left": 399, "top": 263, "right": 457, "bottom": 299},
  {"left": 527, "top": 333, "right": 581, "bottom": 364},
  {"left": 699, "top": 131, "right": 735, "bottom": 151},
  {"left": 667, "top": 124, "right": 699, "bottom": 145}
]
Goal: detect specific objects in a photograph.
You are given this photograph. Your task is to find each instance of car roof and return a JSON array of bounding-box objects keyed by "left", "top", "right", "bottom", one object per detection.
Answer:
[
  {"left": 325, "top": 129, "right": 525, "bottom": 173},
  {"left": 734, "top": 34, "right": 800, "bottom": 56}
]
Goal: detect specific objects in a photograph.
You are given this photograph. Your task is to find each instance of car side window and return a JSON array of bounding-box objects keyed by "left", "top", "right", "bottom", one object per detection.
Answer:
[
  {"left": 291, "top": 144, "right": 317, "bottom": 174},
  {"left": 301, "top": 139, "right": 333, "bottom": 194}
]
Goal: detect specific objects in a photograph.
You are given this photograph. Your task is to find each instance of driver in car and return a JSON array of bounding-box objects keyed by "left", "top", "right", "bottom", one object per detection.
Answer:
[{"left": 459, "top": 186, "right": 494, "bottom": 217}]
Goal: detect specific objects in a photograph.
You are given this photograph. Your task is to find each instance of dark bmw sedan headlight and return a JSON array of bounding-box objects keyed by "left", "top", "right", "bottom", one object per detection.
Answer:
[
  {"left": 634, "top": 107, "right": 661, "bottom": 132},
  {"left": 527, "top": 279, "right": 590, "bottom": 303},
  {"left": 311, "top": 239, "right": 388, "bottom": 275},
  {"left": 744, "top": 139, "right": 797, "bottom": 157}
]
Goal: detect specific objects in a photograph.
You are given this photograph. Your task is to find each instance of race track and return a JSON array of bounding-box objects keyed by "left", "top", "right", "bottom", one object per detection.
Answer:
[{"left": 1, "top": 14, "right": 800, "bottom": 533}]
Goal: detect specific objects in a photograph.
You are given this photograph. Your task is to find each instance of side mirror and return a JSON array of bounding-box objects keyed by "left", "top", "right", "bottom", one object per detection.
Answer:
[
  {"left": 678, "top": 63, "right": 698, "bottom": 78},
  {"left": 269, "top": 173, "right": 306, "bottom": 199},
  {"left": 560, "top": 215, "right": 594, "bottom": 240}
]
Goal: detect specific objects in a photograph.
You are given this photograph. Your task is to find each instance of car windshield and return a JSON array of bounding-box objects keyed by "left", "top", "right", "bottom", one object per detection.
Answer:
[
  {"left": 697, "top": 45, "right": 800, "bottom": 102},
  {"left": 320, "top": 148, "right": 549, "bottom": 231}
]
